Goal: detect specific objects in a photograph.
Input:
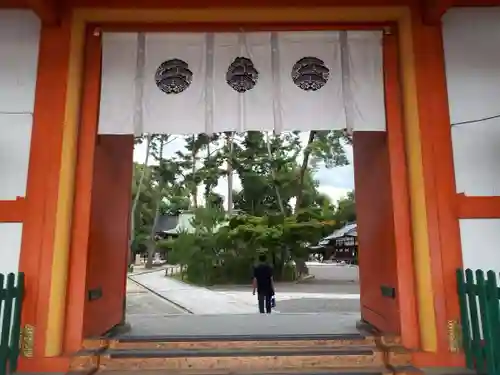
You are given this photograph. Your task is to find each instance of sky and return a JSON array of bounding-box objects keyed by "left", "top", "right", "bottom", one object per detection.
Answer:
[{"left": 133, "top": 133, "right": 355, "bottom": 208}]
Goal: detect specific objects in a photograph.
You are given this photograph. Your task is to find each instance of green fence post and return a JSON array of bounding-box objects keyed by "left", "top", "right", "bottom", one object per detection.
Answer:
[
  {"left": 9, "top": 273, "right": 24, "bottom": 373},
  {"left": 476, "top": 270, "right": 496, "bottom": 375},
  {"left": 0, "top": 274, "right": 15, "bottom": 375},
  {"left": 497, "top": 272, "right": 500, "bottom": 373},
  {"left": 0, "top": 274, "right": 6, "bottom": 375},
  {"left": 486, "top": 271, "right": 500, "bottom": 373},
  {"left": 466, "top": 268, "right": 484, "bottom": 371},
  {"left": 457, "top": 269, "right": 473, "bottom": 368}
]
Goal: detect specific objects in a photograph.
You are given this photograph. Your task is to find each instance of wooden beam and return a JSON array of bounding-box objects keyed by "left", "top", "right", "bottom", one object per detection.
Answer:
[
  {"left": 69, "top": 0, "right": 413, "bottom": 8},
  {"left": 421, "top": 0, "right": 452, "bottom": 24},
  {"left": 0, "top": 0, "right": 29, "bottom": 8},
  {"left": 26, "top": 0, "right": 59, "bottom": 26},
  {"left": 453, "top": 0, "right": 500, "bottom": 5},
  {"left": 0, "top": 197, "right": 26, "bottom": 223},
  {"left": 456, "top": 193, "right": 500, "bottom": 219}
]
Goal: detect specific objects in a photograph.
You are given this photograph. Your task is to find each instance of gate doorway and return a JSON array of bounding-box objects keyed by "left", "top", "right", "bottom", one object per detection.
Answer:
[{"left": 63, "top": 24, "right": 417, "bottom": 354}]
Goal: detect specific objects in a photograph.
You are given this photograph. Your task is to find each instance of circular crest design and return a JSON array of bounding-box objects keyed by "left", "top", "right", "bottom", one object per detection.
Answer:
[
  {"left": 291, "top": 57, "right": 330, "bottom": 91},
  {"left": 155, "top": 59, "right": 193, "bottom": 95},
  {"left": 226, "top": 57, "right": 259, "bottom": 93}
]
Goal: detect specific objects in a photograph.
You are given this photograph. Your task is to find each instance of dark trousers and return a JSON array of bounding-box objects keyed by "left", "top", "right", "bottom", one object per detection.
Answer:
[{"left": 258, "top": 292, "right": 272, "bottom": 314}]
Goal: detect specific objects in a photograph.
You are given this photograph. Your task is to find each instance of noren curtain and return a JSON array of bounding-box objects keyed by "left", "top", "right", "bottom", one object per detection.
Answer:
[{"left": 98, "top": 31, "right": 385, "bottom": 135}]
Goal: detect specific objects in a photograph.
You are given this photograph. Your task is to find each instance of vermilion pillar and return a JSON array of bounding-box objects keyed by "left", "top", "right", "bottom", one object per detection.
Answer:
[
  {"left": 410, "top": 13, "right": 463, "bottom": 367},
  {"left": 17, "top": 20, "right": 73, "bottom": 372}
]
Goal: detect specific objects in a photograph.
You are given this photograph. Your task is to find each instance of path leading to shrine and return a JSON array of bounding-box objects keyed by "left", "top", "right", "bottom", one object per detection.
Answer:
[
  {"left": 127, "top": 262, "right": 360, "bottom": 315},
  {"left": 126, "top": 278, "right": 187, "bottom": 315},
  {"left": 124, "top": 263, "right": 361, "bottom": 336}
]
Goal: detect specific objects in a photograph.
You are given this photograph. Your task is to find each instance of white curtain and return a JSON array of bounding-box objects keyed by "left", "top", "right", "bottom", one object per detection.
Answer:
[
  {"left": 212, "top": 33, "right": 275, "bottom": 133},
  {"left": 277, "top": 31, "right": 344, "bottom": 132},
  {"left": 98, "top": 31, "right": 386, "bottom": 135},
  {"left": 99, "top": 33, "right": 138, "bottom": 134}
]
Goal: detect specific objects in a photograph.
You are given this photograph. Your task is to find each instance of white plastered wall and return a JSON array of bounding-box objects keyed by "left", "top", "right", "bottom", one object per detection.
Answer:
[
  {"left": 443, "top": 8, "right": 500, "bottom": 272},
  {"left": 0, "top": 10, "right": 40, "bottom": 276}
]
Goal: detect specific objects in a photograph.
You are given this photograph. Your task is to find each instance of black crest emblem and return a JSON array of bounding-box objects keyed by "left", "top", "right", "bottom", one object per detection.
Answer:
[
  {"left": 226, "top": 57, "right": 259, "bottom": 93},
  {"left": 291, "top": 57, "right": 330, "bottom": 91},
  {"left": 155, "top": 59, "right": 193, "bottom": 95}
]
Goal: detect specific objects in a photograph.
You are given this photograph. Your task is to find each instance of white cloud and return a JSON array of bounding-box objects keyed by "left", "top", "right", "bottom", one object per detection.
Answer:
[
  {"left": 134, "top": 136, "right": 185, "bottom": 164},
  {"left": 317, "top": 185, "right": 351, "bottom": 203}
]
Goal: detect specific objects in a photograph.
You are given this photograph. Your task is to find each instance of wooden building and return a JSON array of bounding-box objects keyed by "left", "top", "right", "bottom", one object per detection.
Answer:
[{"left": 310, "top": 222, "right": 358, "bottom": 264}]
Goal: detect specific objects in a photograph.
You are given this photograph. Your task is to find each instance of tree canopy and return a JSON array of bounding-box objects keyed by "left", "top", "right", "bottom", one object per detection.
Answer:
[{"left": 131, "top": 130, "right": 356, "bottom": 281}]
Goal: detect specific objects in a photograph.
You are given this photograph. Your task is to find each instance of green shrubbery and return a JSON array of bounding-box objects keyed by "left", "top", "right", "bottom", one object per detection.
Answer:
[{"left": 161, "top": 208, "right": 335, "bottom": 285}]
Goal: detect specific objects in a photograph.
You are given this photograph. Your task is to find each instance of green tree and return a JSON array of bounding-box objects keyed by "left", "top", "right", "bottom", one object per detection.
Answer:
[
  {"left": 163, "top": 184, "right": 191, "bottom": 215},
  {"left": 144, "top": 135, "right": 185, "bottom": 267},
  {"left": 131, "top": 129, "right": 354, "bottom": 280},
  {"left": 130, "top": 162, "right": 191, "bottom": 259},
  {"left": 176, "top": 134, "right": 220, "bottom": 208},
  {"left": 129, "top": 135, "right": 152, "bottom": 268},
  {"left": 231, "top": 132, "right": 299, "bottom": 215},
  {"left": 167, "top": 209, "right": 335, "bottom": 285},
  {"left": 131, "top": 162, "right": 157, "bottom": 258},
  {"left": 335, "top": 190, "right": 356, "bottom": 224},
  {"left": 295, "top": 130, "right": 349, "bottom": 211}
]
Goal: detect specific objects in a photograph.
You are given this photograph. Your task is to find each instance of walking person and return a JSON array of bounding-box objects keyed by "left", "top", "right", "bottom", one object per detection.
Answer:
[{"left": 252, "top": 253, "right": 275, "bottom": 314}]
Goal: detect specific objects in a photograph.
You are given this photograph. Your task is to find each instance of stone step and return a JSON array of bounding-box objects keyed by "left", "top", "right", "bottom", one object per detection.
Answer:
[
  {"left": 94, "top": 369, "right": 422, "bottom": 375},
  {"left": 77, "top": 331, "right": 419, "bottom": 374},
  {"left": 107, "top": 334, "right": 374, "bottom": 350},
  {"left": 390, "top": 366, "right": 424, "bottom": 375},
  {"left": 95, "top": 369, "right": 391, "bottom": 375},
  {"left": 95, "top": 346, "right": 383, "bottom": 371}
]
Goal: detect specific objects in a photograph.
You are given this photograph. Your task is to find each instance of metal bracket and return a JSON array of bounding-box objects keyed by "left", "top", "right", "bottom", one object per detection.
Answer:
[
  {"left": 380, "top": 285, "right": 396, "bottom": 299},
  {"left": 88, "top": 287, "right": 103, "bottom": 301},
  {"left": 21, "top": 324, "right": 35, "bottom": 358},
  {"left": 447, "top": 319, "right": 462, "bottom": 352}
]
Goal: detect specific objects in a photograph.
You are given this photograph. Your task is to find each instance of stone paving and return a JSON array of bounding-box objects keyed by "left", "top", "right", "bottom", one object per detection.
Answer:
[
  {"left": 130, "top": 271, "right": 257, "bottom": 314},
  {"left": 125, "top": 311, "right": 361, "bottom": 336},
  {"left": 125, "top": 263, "right": 362, "bottom": 336},
  {"left": 305, "top": 262, "right": 359, "bottom": 282},
  {"left": 126, "top": 278, "right": 186, "bottom": 315},
  {"left": 128, "top": 263, "right": 361, "bottom": 315}
]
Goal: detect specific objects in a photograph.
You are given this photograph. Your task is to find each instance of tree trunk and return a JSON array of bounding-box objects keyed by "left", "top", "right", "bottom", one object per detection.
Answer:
[
  {"left": 128, "top": 134, "right": 152, "bottom": 268},
  {"left": 145, "top": 206, "right": 161, "bottom": 269},
  {"left": 295, "top": 258, "right": 308, "bottom": 277},
  {"left": 205, "top": 142, "right": 211, "bottom": 207},
  {"left": 265, "top": 132, "right": 285, "bottom": 215},
  {"left": 191, "top": 135, "right": 198, "bottom": 209},
  {"left": 227, "top": 132, "right": 234, "bottom": 215},
  {"left": 294, "top": 130, "right": 316, "bottom": 213},
  {"left": 145, "top": 137, "right": 165, "bottom": 269}
]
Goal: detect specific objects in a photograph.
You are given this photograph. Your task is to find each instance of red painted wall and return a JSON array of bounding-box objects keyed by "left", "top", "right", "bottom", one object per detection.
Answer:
[
  {"left": 353, "top": 131, "right": 400, "bottom": 334},
  {"left": 83, "top": 135, "right": 134, "bottom": 337}
]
